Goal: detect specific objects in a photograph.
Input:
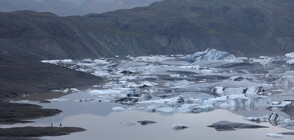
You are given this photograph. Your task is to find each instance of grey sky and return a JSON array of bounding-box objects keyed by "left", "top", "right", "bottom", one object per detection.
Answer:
[
  {"left": 0, "top": 0, "right": 161, "bottom": 16},
  {"left": 35, "top": 0, "right": 115, "bottom": 5}
]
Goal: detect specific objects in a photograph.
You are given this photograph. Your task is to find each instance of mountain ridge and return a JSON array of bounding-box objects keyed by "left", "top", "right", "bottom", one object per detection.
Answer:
[
  {"left": 0, "top": 0, "right": 160, "bottom": 16},
  {"left": 0, "top": 0, "right": 293, "bottom": 60}
]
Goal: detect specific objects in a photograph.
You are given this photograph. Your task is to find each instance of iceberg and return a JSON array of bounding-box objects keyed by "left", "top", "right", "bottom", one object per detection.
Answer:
[
  {"left": 286, "top": 59, "right": 294, "bottom": 65},
  {"left": 267, "top": 133, "right": 283, "bottom": 138},
  {"left": 184, "top": 49, "right": 239, "bottom": 62},
  {"left": 249, "top": 57, "right": 275, "bottom": 65},
  {"left": 245, "top": 112, "right": 294, "bottom": 130},
  {"left": 172, "top": 124, "right": 188, "bottom": 130},
  {"left": 112, "top": 107, "right": 126, "bottom": 112},
  {"left": 286, "top": 52, "right": 294, "bottom": 58}
]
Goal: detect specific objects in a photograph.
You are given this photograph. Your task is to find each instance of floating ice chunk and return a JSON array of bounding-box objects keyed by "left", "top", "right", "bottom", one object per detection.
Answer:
[
  {"left": 228, "top": 75, "right": 255, "bottom": 82},
  {"left": 170, "top": 96, "right": 195, "bottom": 106},
  {"left": 77, "top": 98, "right": 96, "bottom": 102},
  {"left": 127, "top": 107, "right": 135, "bottom": 110},
  {"left": 119, "top": 75, "right": 137, "bottom": 80},
  {"left": 177, "top": 104, "right": 197, "bottom": 113},
  {"left": 60, "top": 59, "right": 74, "bottom": 64},
  {"left": 172, "top": 124, "right": 188, "bottom": 130},
  {"left": 115, "top": 96, "right": 139, "bottom": 105},
  {"left": 156, "top": 107, "right": 176, "bottom": 113},
  {"left": 275, "top": 74, "right": 294, "bottom": 90},
  {"left": 130, "top": 55, "right": 173, "bottom": 63},
  {"left": 244, "top": 97, "right": 271, "bottom": 107},
  {"left": 121, "top": 70, "right": 134, "bottom": 74},
  {"left": 137, "top": 120, "right": 156, "bottom": 125},
  {"left": 286, "top": 59, "right": 294, "bottom": 65},
  {"left": 140, "top": 81, "right": 157, "bottom": 87},
  {"left": 245, "top": 112, "right": 294, "bottom": 127},
  {"left": 223, "top": 87, "right": 245, "bottom": 95},
  {"left": 169, "top": 74, "right": 181, "bottom": 78},
  {"left": 89, "top": 89, "right": 132, "bottom": 96},
  {"left": 246, "top": 112, "right": 294, "bottom": 128},
  {"left": 164, "top": 80, "right": 193, "bottom": 88},
  {"left": 266, "top": 112, "right": 280, "bottom": 122},
  {"left": 42, "top": 59, "right": 74, "bottom": 65},
  {"left": 213, "top": 85, "right": 270, "bottom": 97},
  {"left": 137, "top": 107, "right": 145, "bottom": 110},
  {"left": 267, "top": 133, "right": 283, "bottom": 138},
  {"left": 212, "top": 86, "right": 224, "bottom": 96},
  {"left": 184, "top": 49, "right": 239, "bottom": 62},
  {"left": 119, "top": 81, "right": 138, "bottom": 88},
  {"left": 140, "top": 98, "right": 176, "bottom": 104},
  {"left": 249, "top": 56, "right": 275, "bottom": 65},
  {"left": 286, "top": 52, "right": 294, "bottom": 58},
  {"left": 238, "top": 57, "right": 248, "bottom": 60},
  {"left": 93, "top": 85, "right": 100, "bottom": 88},
  {"left": 272, "top": 101, "right": 282, "bottom": 105},
  {"left": 213, "top": 95, "right": 271, "bottom": 110},
  {"left": 52, "top": 89, "right": 68, "bottom": 93},
  {"left": 93, "top": 59, "right": 109, "bottom": 65},
  {"left": 205, "top": 96, "right": 228, "bottom": 105},
  {"left": 228, "top": 94, "right": 247, "bottom": 99},
  {"left": 283, "top": 119, "right": 293, "bottom": 124},
  {"left": 69, "top": 88, "right": 80, "bottom": 93},
  {"left": 81, "top": 58, "right": 93, "bottom": 62},
  {"left": 112, "top": 107, "right": 125, "bottom": 112},
  {"left": 93, "top": 70, "right": 111, "bottom": 77},
  {"left": 245, "top": 117, "right": 262, "bottom": 122},
  {"left": 190, "top": 105, "right": 214, "bottom": 113},
  {"left": 146, "top": 104, "right": 161, "bottom": 112},
  {"left": 50, "top": 98, "right": 68, "bottom": 102},
  {"left": 140, "top": 94, "right": 152, "bottom": 101},
  {"left": 41, "top": 60, "right": 60, "bottom": 64},
  {"left": 246, "top": 86, "right": 263, "bottom": 96},
  {"left": 178, "top": 65, "right": 200, "bottom": 70}
]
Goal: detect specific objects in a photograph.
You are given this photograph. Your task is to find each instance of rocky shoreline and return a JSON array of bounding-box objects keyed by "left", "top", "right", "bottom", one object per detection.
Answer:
[
  {"left": 0, "top": 101, "right": 86, "bottom": 139},
  {"left": 0, "top": 101, "right": 61, "bottom": 124},
  {"left": 0, "top": 127, "right": 86, "bottom": 137},
  {"left": 0, "top": 58, "right": 103, "bottom": 139}
]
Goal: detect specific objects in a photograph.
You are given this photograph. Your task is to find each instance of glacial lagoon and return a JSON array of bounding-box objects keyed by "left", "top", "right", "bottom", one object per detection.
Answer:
[{"left": 6, "top": 49, "right": 294, "bottom": 139}]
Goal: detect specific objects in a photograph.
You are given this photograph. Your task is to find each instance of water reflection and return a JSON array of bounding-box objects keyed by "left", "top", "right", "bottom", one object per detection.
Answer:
[
  {"left": 5, "top": 92, "right": 294, "bottom": 140},
  {"left": 42, "top": 109, "right": 294, "bottom": 140}
]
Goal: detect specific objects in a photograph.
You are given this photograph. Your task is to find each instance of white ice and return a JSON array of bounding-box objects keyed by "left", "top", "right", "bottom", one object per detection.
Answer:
[{"left": 112, "top": 107, "right": 126, "bottom": 112}]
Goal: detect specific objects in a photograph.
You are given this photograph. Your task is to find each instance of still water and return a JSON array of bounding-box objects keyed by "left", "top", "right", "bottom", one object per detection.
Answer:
[{"left": 7, "top": 92, "right": 294, "bottom": 140}]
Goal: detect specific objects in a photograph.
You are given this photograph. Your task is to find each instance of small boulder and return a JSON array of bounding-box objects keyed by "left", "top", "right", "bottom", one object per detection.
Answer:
[
  {"left": 137, "top": 120, "right": 156, "bottom": 125},
  {"left": 207, "top": 121, "right": 268, "bottom": 131}
]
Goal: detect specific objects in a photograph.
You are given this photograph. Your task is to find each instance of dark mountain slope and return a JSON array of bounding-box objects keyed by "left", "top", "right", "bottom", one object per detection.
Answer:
[
  {"left": 0, "top": 12, "right": 103, "bottom": 99},
  {"left": 0, "top": 11, "right": 104, "bottom": 60},
  {"left": 0, "top": 58, "right": 103, "bottom": 99},
  {"left": 86, "top": 0, "right": 293, "bottom": 56},
  {"left": 0, "top": 0, "right": 293, "bottom": 60}
]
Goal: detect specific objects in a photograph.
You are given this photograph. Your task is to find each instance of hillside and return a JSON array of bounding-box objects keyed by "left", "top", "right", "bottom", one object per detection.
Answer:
[
  {"left": 0, "top": 0, "right": 293, "bottom": 60},
  {"left": 0, "top": 57, "right": 103, "bottom": 99}
]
